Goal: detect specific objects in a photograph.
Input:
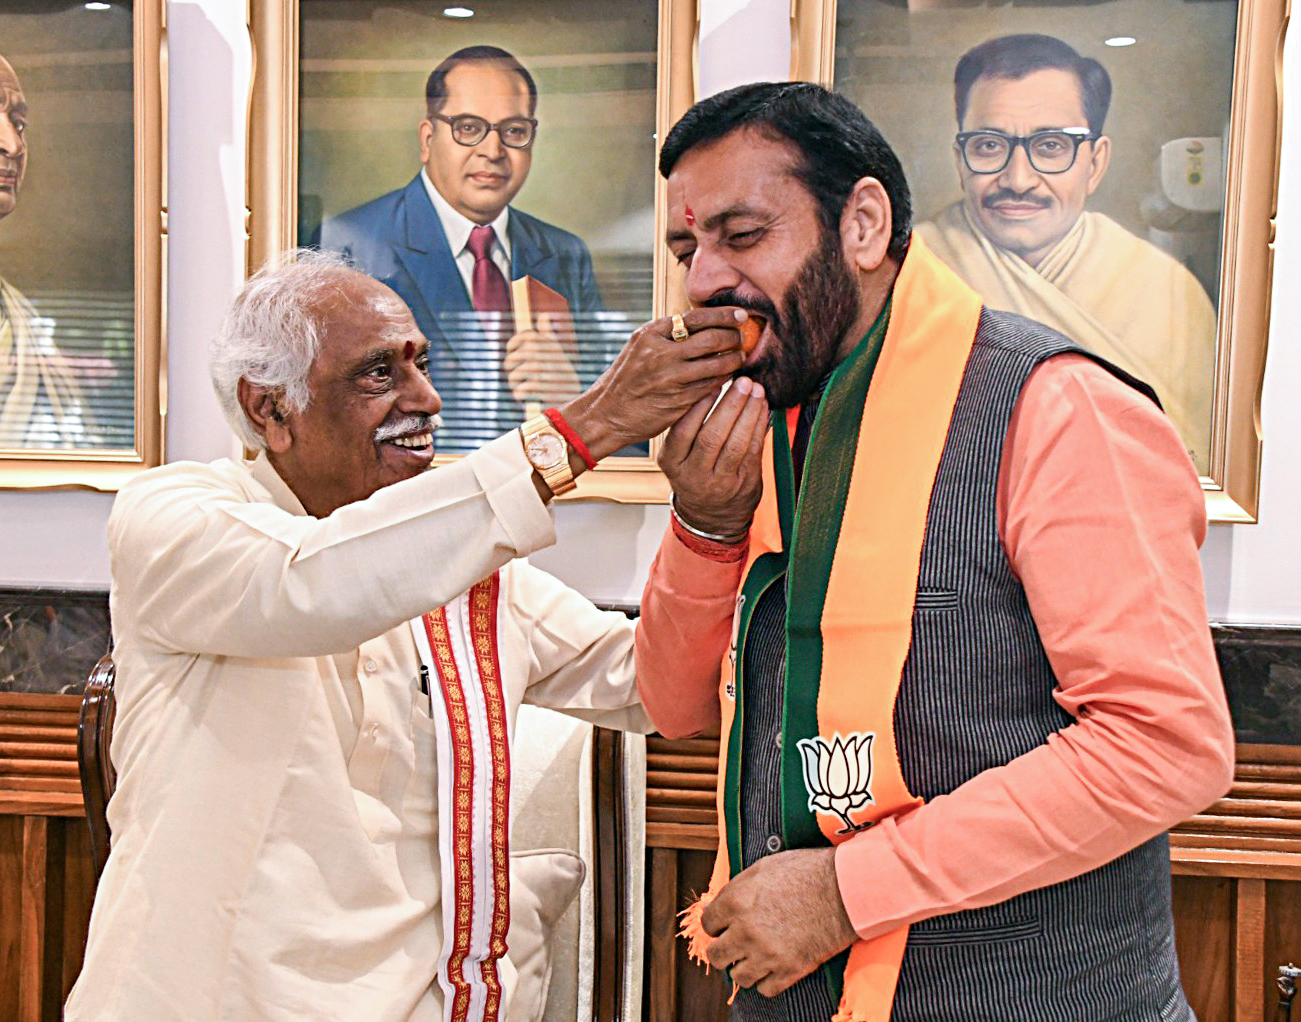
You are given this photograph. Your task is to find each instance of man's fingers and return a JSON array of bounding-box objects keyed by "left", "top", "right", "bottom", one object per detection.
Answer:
[
  {"left": 644, "top": 310, "right": 745, "bottom": 358},
  {"left": 660, "top": 393, "right": 717, "bottom": 468},
  {"left": 505, "top": 330, "right": 563, "bottom": 356},
  {"left": 704, "top": 929, "right": 740, "bottom": 971},
  {"left": 670, "top": 348, "right": 746, "bottom": 389},
  {"left": 676, "top": 325, "right": 745, "bottom": 362},
  {"left": 747, "top": 391, "right": 771, "bottom": 456},
  {"left": 661, "top": 306, "right": 749, "bottom": 336},
  {"left": 707, "top": 380, "right": 768, "bottom": 474},
  {"left": 729, "top": 960, "right": 771, "bottom": 992},
  {"left": 727, "top": 387, "right": 771, "bottom": 475},
  {"left": 504, "top": 329, "right": 544, "bottom": 354},
  {"left": 755, "top": 970, "right": 796, "bottom": 999},
  {"left": 700, "top": 893, "right": 730, "bottom": 939},
  {"left": 701, "top": 374, "right": 748, "bottom": 425}
]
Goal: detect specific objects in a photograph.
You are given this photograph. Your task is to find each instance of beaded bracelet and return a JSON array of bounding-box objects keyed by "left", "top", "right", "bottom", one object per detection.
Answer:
[{"left": 669, "top": 491, "right": 749, "bottom": 545}]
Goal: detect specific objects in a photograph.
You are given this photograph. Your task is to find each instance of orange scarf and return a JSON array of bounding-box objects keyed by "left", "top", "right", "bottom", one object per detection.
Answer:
[{"left": 681, "top": 237, "right": 982, "bottom": 1020}]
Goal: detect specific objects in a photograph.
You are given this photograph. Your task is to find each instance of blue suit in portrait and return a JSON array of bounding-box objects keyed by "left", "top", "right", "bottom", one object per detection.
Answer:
[{"left": 318, "top": 173, "right": 616, "bottom": 453}]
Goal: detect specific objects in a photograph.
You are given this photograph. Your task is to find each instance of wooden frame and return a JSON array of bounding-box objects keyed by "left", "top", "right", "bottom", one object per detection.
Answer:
[
  {"left": 246, "top": 0, "right": 700, "bottom": 502},
  {"left": 793, "top": 0, "right": 1284, "bottom": 523},
  {"left": 0, "top": 2, "right": 167, "bottom": 492}
]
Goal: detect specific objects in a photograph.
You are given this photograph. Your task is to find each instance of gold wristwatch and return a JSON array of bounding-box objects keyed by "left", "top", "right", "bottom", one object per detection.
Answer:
[{"left": 519, "top": 414, "right": 576, "bottom": 496}]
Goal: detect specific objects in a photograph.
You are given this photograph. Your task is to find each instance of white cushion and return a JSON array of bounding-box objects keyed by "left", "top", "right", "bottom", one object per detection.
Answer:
[{"left": 505, "top": 848, "right": 586, "bottom": 1022}]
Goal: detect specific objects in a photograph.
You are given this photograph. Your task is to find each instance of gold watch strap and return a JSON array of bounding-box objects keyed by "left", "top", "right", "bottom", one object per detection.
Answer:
[{"left": 520, "top": 415, "right": 577, "bottom": 496}]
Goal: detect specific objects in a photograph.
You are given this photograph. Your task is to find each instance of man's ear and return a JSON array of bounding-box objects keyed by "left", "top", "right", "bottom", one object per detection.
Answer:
[
  {"left": 237, "top": 378, "right": 294, "bottom": 454},
  {"left": 418, "top": 116, "right": 435, "bottom": 164},
  {"left": 1085, "top": 135, "right": 1112, "bottom": 196},
  {"left": 841, "top": 176, "right": 893, "bottom": 273}
]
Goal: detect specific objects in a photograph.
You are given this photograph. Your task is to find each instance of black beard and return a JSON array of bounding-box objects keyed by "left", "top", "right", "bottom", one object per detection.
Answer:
[{"left": 706, "top": 225, "right": 861, "bottom": 410}]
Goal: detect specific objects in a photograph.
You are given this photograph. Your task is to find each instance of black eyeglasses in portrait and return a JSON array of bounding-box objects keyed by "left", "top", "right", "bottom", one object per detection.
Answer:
[
  {"left": 956, "top": 127, "right": 1098, "bottom": 175},
  {"left": 431, "top": 113, "right": 538, "bottom": 149}
]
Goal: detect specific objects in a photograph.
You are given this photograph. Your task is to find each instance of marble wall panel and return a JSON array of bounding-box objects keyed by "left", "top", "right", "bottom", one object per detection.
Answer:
[
  {"left": 0, "top": 589, "right": 110, "bottom": 695},
  {"left": 1, "top": 585, "right": 1298, "bottom": 749}
]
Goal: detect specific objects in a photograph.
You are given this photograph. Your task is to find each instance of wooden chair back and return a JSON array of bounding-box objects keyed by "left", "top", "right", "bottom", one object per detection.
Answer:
[{"left": 77, "top": 652, "right": 116, "bottom": 878}]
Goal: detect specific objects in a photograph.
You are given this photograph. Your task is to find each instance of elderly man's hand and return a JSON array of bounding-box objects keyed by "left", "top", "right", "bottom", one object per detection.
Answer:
[
  {"left": 559, "top": 308, "right": 747, "bottom": 462},
  {"left": 701, "top": 847, "right": 859, "bottom": 998},
  {"left": 659, "top": 377, "right": 768, "bottom": 539},
  {"left": 504, "top": 313, "right": 582, "bottom": 408}
]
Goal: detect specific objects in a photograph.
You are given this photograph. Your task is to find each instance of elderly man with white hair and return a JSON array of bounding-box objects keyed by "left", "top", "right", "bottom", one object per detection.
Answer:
[{"left": 65, "top": 250, "right": 770, "bottom": 1022}]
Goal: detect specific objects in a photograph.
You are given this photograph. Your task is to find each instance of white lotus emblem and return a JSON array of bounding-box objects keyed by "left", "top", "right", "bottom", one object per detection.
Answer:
[{"left": 797, "top": 732, "right": 876, "bottom": 834}]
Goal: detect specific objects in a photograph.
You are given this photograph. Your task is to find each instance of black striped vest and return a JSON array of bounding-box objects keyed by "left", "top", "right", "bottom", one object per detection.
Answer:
[{"left": 733, "top": 309, "right": 1194, "bottom": 1022}]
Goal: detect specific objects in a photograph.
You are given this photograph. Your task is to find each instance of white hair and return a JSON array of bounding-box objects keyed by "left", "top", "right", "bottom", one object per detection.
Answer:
[{"left": 209, "top": 248, "right": 357, "bottom": 450}]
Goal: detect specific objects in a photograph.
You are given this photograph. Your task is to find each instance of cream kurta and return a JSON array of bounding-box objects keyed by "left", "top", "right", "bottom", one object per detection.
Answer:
[
  {"left": 917, "top": 202, "right": 1216, "bottom": 467},
  {"left": 65, "top": 431, "right": 650, "bottom": 1022},
  {"left": 0, "top": 276, "right": 88, "bottom": 446}
]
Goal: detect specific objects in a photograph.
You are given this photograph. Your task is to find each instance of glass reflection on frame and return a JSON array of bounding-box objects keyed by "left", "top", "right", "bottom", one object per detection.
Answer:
[
  {"left": 793, "top": 0, "right": 1280, "bottom": 522},
  {"left": 248, "top": 0, "right": 700, "bottom": 502},
  {"left": 0, "top": 0, "right": 165, "bottom": 491}
]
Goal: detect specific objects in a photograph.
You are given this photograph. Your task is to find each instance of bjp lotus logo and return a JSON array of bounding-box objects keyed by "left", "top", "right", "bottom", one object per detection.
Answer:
[{"left": 796, "top": 732, "right": 876, "bottom": 834}]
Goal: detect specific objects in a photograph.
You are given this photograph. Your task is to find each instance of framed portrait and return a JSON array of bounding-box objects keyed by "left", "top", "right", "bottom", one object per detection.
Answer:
[
  {"left": 247, "top": 0, "right": 699, "bottom": 502},
  {"left": 794, "top": 0, "right": 1282, "bottom": 522},
  {"left": 0, "top": 0, "right": 166, "bottom": 491}
]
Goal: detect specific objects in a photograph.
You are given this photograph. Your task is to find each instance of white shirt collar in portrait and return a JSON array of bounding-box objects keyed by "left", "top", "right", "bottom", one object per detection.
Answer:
[{"left": 422, "top": 165, "right": 512, "bottom": 296}]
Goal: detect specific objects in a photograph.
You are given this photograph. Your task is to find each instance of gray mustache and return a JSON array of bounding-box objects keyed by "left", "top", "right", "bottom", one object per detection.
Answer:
[{"left": 374, "top": 414, "right": 442, "bottom": 443}]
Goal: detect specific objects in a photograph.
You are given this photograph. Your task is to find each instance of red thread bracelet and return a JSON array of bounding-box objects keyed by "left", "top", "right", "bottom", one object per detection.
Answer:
[{"left": 543, "top": 407, "right": 598, "bottom": 471}]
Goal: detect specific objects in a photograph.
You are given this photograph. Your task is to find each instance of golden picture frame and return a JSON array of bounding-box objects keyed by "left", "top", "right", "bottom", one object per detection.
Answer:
[
  {"left": 794, "top": 0, "right": 1282, "bottom": 523},
  {"left": 0, "top": 1, "right": 167, "bottom": 491},
  {"left": 246, "top": 0, "right": 700, "bottom": 502}
]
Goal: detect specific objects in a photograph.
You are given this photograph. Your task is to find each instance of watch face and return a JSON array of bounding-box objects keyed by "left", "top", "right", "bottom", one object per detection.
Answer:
[{"left": 526, "top": 432, "right": 566, "bottom": 470}]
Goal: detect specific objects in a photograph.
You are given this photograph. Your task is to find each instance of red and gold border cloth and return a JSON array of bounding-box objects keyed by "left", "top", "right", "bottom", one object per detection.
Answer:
[{"left": 411, "top": 573, "right": 512, "bottom": 1022}]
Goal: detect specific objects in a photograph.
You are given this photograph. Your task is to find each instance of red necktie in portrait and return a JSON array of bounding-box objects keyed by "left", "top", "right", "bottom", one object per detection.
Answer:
[
  {"left": 466, "top": 224, "right": 515, "bottom": 417},
  {"left": 468, "top": 225, "right": 511, "bottom": 324}
]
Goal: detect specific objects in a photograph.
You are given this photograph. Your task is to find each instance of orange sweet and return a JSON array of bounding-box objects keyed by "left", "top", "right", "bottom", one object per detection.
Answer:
[{"left": 739, "top": 314, "right": 765, "bottom": 355}]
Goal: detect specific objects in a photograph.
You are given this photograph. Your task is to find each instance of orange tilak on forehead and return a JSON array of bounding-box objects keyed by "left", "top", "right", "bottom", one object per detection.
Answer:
[{"left": 684, "top": 204, "right": 695, "bottom": 227}]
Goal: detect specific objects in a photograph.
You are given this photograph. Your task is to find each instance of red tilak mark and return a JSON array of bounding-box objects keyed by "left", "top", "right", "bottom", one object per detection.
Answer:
[
  {"left": 403, "top": 340, "right": 415, "bottom": 360},
  {"left": 684, "top": 205, "right": 696, "bottom": 226}
]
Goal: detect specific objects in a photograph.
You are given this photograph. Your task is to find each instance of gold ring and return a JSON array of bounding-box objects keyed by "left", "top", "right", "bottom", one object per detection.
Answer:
[{"left": 670, "top": 313, "right": 689, "bottom": 342}]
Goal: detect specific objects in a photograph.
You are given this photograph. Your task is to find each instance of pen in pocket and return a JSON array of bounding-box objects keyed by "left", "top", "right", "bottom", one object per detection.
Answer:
[{"left": 418, "top": 665, "right": 433, "bottom": 715}]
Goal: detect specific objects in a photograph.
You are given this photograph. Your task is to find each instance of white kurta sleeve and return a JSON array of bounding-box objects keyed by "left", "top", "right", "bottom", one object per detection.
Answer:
[
  {"left": 511, "top": 561, "right": 651, "bottom": 733},
  {"left": 109, "top": 432, "right": 556, "bottom": 658}
]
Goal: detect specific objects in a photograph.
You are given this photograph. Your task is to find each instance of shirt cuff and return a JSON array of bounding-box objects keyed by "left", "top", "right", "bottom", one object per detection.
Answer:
[
  {"left": 467, "top": 430, "right": 557, "bottom": 557},
  {"left": 832, "top": 820, "right": 916, "bottom": 941}
]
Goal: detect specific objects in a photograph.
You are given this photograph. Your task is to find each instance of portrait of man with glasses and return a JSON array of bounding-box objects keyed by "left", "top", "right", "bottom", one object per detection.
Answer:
[
  {"left": 917, "top": 33, "right": 1216, "bottom": 467},
  {"left": 319, "top": 45, "right": 610, "bottom": 454}
]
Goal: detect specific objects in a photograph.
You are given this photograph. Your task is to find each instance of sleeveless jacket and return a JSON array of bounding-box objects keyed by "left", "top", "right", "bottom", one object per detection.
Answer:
[{"left": 733, "top": 309, "right": 1193, "bottom": 1022}]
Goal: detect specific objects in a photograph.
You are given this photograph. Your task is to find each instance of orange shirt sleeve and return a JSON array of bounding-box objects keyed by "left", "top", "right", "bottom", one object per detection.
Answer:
[
  {"left": 634, "top": 524, "right": 744, "bottom": 738},
  {"left": 834, "top": 353, "right": 1235, "bottom": 939}
]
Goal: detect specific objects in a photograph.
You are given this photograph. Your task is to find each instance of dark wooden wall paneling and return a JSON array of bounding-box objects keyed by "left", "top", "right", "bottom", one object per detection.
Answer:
[{"left": 0, "top": 694, "right": 96, "bottom": 1022}]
